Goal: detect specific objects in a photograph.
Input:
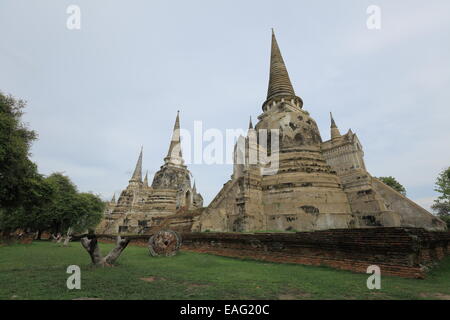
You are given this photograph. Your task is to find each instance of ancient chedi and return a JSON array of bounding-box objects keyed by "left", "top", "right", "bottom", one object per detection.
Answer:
[
  {"left": 194, "top": 31, "right": 447, "bottom": 232},
  {"left": 98, "top": 112, "right": 203, "bottom": 234}
]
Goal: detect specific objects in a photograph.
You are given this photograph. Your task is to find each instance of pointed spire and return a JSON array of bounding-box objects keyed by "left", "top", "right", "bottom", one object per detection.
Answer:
[
  {"left": 248, "top": 116, "right": 253, "bottom": 129},
  {"left": 330, "top": 112, "right": 341, "bottom": 140},
  {"left": 192, "top": 180, "right": 197, "bottom": 193},
  {"left": 130, "top": 147, "right": 143, "bottom": 182},
  {"left": 164, "top": 111, "right": 185, "bottom": 166},
  {"left": 143, "top": 170, "right": 148, "bottom": 187},
  {"left": 111, "top": 193, "right": 116, "bottom": 203},
  {"left": 330, "top": 112, "right": 337, "bottom": 128},
  {"left": 267, "top": 29, "right": 296, "bottom": 101}
]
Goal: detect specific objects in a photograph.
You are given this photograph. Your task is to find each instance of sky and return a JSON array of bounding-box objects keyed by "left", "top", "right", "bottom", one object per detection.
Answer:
[{"left": 1, "top": 0, "right": 449, "bottom": 211}]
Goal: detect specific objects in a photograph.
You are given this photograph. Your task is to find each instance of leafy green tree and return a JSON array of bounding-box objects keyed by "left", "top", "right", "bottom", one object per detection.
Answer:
[
  {"left": 44, "top": 173, "right": 104, "bottom": 234},
  {"left": 0, "top": 93, "right": 38, "bottom": 210},
  {"left": 71, "top": 193, "right": 105, "bottom": 233},
  {"left": 44, "top": 173, "right": 78, "bottom": 233},
  {"left": 1, "top": 172, "right": 105, "bottom": 235},
  {"left": 431, "top": 167, "right": 450, "bottom": 227},
  {"left": 0, "top": 173, "right": 55, "bottom": 233},
  {"left": 0, "top": 93, "right": 47, "bottom": 236},
  {"left": 23, "top": 176, "right": 56, "bottom": 238},
  {"left": 0, "top": 93, "right": 105, "bottom": 237},
  {"left": 377, "top": 176, "right": 407, "bottom": 196}
]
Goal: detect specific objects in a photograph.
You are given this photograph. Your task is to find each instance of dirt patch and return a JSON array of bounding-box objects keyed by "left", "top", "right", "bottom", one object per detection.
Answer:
[
  {"left": 184, "top": 283, "right": 211, "bottom": 295},
  {"left": 420, "top": 293, "right": 450, "bottom": 300},
  {"left": 140, "top": 276, "right": 166, "bottom": 282},
  {"left": 278, "top": 289, "right": 311, "bottom": 300},
  {"left": 186, "top": 283, "right": 210, "bottom": 291}
]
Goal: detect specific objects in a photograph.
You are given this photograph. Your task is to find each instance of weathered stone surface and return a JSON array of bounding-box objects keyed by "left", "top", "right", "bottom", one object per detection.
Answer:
[
  {"left": 97, "top": 113, "right": 203, "bottom": 235},
  {"left": 100, "top": 31, "right": 446, "bottom": 235},
  {"left": 193, "top": 31, "right": 446, "bottom": 233}
]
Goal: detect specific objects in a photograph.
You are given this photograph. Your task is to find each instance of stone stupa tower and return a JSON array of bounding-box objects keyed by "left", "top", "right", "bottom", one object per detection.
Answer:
[
  {"left": 195, "top": 30, "right": 445, "bottom": 232},
  {"left": 252, "top": 30, "right": 355, "bottom": 231},
  {"left": 152, "top": 111, "right": 201, "bottom": 210},
  {"left": 98, "top": 112, "right": 204, "bottom": 234},
  {"left": 197, "top": 30, "right": 356, "bottom": 231}
]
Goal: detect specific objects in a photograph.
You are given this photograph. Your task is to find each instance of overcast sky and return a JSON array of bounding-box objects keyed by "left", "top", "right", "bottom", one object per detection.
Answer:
[{"left": 1, "top": 0, "right": 449, "bottom": 210}]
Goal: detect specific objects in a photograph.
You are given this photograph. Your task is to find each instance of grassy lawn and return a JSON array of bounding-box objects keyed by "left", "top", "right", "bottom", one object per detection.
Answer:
[{"left": 0, "top": 241, "right": 449, "bottom": 300}]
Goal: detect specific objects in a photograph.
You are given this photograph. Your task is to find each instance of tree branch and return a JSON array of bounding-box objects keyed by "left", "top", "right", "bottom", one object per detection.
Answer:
[
  {"left": 80, "top": 235, "right": 130, "bottom": 266},
  {"left": 104, "top": 236, "right": 130, "bottom": 265}
]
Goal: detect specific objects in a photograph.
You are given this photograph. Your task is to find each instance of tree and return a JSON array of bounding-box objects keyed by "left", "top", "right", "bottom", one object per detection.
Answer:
[
  {"left": 0, "top": 93, "right": 46, "bottom": 236},
  {"left": 71, "top": 192, "right": 105, "bottom": 233},
  {"left": 43, "top": 173, "right": 105, "bottom": 236},
  {"left": 0, "top": 93, "right": 38, "bottom": 210},
  {"left": 0, "top": 93, "right": 105, "bottom": 238},
  {"left": 377, "top": 176, "right": 407, "bottom": 196},
  {"left": 0, "top": 173, "right": 55, "bottom": 234},
  {"left": 44, "top": 173, "right": 78, "bottom": 234},
  {"left": 1, "top": 170, "right": 105, "bottom": 237},
  {"left": 81, "top": 235, "right": 130, "bottom": 266},
  {"left": 431, "top": 167, "right": 450, "bottom": 227}
]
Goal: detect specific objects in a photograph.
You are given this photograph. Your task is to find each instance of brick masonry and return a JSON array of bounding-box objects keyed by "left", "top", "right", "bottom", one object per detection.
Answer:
[{"left": 180, "top": 228, "right": 450, "bottom": 279}]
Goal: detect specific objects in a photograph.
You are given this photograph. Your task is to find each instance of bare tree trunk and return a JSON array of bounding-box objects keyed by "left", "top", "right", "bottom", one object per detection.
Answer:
[
  {"left": 104, "top": 237, "right": 130, "bottom": 265},
  {"left": 80, "top": 235, "right": 130, "bottom": 267},
  {"left": 53, "top": 233, "right": 63, "bottom": 244},
  {"left": 80, "top": 236, "right": 104, "bottom": 265},
  {"left": 63, "top": 227, "right": 73, "bottom": 247},
  {"left": 63, "top": 235, "right": 72, "bottom": 247},
  {"left": 34, "top": 230, "right": 43, "bottom": 240}
]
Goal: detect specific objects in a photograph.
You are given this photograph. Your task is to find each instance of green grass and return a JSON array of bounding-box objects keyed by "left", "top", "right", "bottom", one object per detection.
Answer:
[{"left": 0, "top": 241, "right": 449, "bottom": 300}]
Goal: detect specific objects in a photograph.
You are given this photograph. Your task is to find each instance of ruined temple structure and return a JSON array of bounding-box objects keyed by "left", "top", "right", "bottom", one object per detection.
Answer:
[
  {"left": 97, "top": 112, "right": 204, "bottom": 234},
  {"left": 193, "top": 30, "right": 447, "bottom": 233},
  {"left": 98, "top": 31, "right": 446, "bottom": 235}
]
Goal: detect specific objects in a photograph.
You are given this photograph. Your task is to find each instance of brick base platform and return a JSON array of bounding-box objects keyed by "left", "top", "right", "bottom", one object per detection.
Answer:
[{"left": 180, "top": 228, "right": 450, "bottom": 278}]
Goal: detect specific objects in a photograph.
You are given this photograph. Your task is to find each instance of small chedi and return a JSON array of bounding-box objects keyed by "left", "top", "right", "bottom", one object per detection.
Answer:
[
  {"left": 193, "top": 31, "right": 446, "bottom": 233},
  {"left": 97, "top": 112, "right": 203, "bottom": 234}
]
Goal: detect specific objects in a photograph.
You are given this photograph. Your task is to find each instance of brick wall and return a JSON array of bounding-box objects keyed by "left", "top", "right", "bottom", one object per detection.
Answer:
[{"left": 180, "top": 228, "right": 450, "bottom": 278}]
